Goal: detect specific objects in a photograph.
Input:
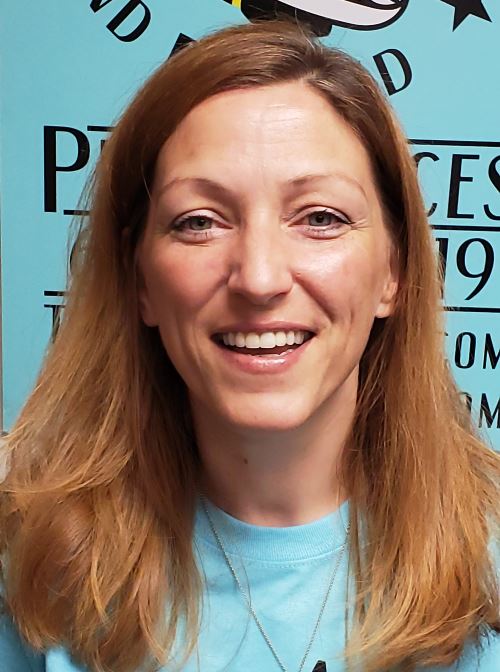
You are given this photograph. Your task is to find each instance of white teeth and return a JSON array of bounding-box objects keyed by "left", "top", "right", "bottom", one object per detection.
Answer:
[
  {"left": 219, "top": 330, "right": 312, "bottom": 349},
  {"left": 259, "top": 332, "right": 276, "bottom": 348},
  {"left": 245, "top": 333, "right": 261, "bottom": 349},
  {"left": 294, "top": 332, "right": 304, "bottom": 345},
  {"left": 275, "top": 331, "right": 287, "bottom": 347}
]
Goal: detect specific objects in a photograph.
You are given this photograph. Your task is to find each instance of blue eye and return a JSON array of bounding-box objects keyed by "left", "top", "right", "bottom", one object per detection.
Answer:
[
  {"left": 173, "top": 215, "right": 213, "bottom": 231},
  {"left": 307, "top": 209, "right": 349, "bottom": 227}
]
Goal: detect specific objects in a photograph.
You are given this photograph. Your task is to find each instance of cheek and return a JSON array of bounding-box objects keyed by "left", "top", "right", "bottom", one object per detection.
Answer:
[
  {"left": 143, "top": 246, "right": 221, "bottom": 319},
  {"left": 140, "top": 247, "right": 223, "bottom": 383},
  {"left": 299, "top": 239, "right": 385, "bottom": 321}
]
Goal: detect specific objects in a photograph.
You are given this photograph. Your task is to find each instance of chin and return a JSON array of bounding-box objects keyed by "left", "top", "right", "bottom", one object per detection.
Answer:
[{"left": 221, "top": 397, "right": 315, "bottom": 433}]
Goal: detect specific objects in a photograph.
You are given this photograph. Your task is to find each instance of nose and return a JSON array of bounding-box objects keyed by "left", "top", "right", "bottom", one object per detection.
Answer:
[{"left": 226, "top": 214, "right": 293, "bottom": 306}]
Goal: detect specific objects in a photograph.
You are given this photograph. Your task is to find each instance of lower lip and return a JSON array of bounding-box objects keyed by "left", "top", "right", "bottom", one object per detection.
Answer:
[{"left": 213, "top": 338, "right": 314, "bottom": 374}]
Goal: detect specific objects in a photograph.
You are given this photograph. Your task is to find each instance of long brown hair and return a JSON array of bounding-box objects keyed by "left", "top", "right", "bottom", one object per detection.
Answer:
[{"left": 1, "top": 19, "right": 498, "bottom": 672}]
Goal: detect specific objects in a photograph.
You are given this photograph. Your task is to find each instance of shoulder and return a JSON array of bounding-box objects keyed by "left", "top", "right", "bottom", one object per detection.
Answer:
[
  {"left": 0, "top": 610, "right": 45, "bottom": 672},
  {"left": 457, "top": 630, "right": 500, "bottom": 672},
  {"left": 0, "top": 611, "right": 87, "bottom": 672},
  {"left": 422, "top": 629, "right": 500, "bottom": 672}
]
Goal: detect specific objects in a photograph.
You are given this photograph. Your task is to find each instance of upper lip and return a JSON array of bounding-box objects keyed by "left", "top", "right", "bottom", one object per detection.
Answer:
[{"left": 212, "top": 321, "right": 317, "bottom": 336}]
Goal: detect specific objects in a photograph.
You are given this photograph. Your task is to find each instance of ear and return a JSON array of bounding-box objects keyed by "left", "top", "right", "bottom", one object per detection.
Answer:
[
  {"left": 136, "top": 265, "right": 158, "bottom": 327},
  {"left": 125, "top": 228, "right": 158, "bottom": 328},
  {"left": 375, "top": 245, "right": 400, "bottom": 319}
]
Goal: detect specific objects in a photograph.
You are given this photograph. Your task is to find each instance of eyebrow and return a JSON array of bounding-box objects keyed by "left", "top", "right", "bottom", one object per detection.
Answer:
[{"left": 156, "top": 172, "right": 367, "bottom": 201}]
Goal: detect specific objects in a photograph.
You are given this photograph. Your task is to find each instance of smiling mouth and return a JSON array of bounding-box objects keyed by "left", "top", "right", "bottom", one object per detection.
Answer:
[{"left": 212, "top": 332, "right": 315, "bottom": 356}]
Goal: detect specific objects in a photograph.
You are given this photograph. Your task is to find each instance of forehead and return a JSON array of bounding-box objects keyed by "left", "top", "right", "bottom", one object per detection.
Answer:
[{"left": 154, "top": 81, "right": 375, "bottom": 192}]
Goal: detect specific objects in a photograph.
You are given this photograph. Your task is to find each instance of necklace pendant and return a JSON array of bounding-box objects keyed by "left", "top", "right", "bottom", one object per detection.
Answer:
[{"left": 311, "top": 662, "right": 327, "bottom": 672}]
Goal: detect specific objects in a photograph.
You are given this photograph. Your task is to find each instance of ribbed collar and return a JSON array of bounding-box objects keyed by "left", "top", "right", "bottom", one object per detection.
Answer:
[{"left": 194, "top": 494, "right": 350, "bottom": 563}]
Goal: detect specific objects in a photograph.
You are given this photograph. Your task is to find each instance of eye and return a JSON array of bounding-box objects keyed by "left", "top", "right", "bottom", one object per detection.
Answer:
[
  {"left": 300, "top": 208, "right": 352, "bottom": 238},
  {"left": 306, "top": 209, "right": 349, "bottom": 227},
  {"left": 172, "top": 214, "right": 214, "bottom": 232}
]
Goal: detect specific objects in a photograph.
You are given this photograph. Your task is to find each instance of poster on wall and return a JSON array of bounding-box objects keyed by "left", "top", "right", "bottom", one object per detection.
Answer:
[{"left": 0, "top": 0, "right": 499, "bottom": 447}]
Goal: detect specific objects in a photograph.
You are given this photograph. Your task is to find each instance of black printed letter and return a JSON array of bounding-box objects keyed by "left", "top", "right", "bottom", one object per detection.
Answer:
[{"left": 373, "top": 49, "right": 412, "bottom": 96}]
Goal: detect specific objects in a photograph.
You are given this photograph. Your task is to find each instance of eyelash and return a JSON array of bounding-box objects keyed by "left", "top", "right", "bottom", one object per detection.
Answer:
[{"left": 170, "top": 208, "right": 352, "bottom": 240}]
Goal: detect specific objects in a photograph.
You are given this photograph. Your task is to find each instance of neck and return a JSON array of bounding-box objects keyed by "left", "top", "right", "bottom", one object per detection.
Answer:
[{"left": 192, "top": 370, "right": 357, "bottom": 527}]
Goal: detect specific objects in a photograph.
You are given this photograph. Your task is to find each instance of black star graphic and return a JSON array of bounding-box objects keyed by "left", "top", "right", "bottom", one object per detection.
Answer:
[{"left": 440, "top": 0, "right": 492, "bottom": 30}]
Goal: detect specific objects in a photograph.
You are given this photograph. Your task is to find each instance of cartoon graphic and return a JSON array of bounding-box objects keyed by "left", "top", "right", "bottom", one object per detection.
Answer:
[{"left": 223, "top": 0, "right": 409, "bottom": 36}]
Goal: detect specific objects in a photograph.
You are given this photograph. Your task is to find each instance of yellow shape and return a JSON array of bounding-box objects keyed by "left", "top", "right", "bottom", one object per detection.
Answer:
[{"left": 232, "top": 0, "right": 242, "bottom": 8}]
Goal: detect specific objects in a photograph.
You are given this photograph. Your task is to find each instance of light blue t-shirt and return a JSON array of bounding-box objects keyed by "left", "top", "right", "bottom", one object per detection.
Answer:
[{"left": 1, "top": 497, "right": 498, "bottom": 671}]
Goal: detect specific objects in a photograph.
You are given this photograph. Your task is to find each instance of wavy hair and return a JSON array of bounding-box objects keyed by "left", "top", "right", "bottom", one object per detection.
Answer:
[{"left": 1, "top": 19, "right": 499, "bottom": 672}]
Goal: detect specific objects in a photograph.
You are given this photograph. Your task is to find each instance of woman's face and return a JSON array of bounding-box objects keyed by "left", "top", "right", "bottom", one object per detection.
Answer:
[{"left": 137, "top": 81, "right": 398, "bottom": 431}]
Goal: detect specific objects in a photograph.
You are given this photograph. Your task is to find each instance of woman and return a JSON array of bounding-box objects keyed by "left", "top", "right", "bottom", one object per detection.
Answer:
[{"left": 1, "top": 19, "right": 498, "bottom": 672}]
